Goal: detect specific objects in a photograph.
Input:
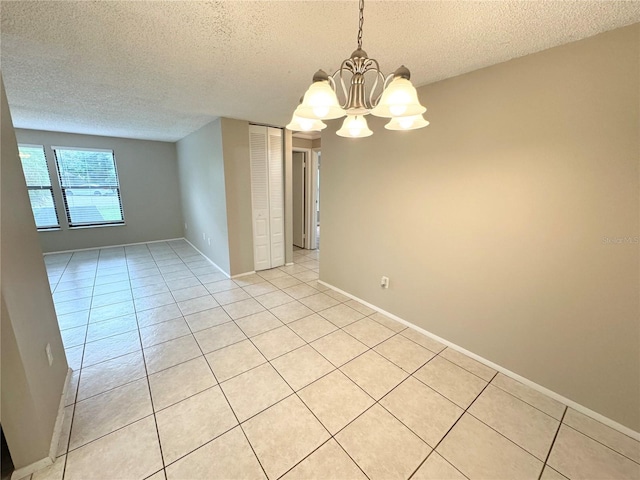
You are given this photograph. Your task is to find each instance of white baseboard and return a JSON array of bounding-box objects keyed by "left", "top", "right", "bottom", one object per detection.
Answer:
[
  {"left": 42, "top": 237, "right": 185, "bottom": 255},
  {"left": 232, "top": 271, "right": 256, "bottom": 279},
  {"left": 183, "top": 239, "right": 259, "bottom": 279},
  {"left": 182, "top": 238, "right": 231, "bottom": 278},
  {"left": 318, "top": 280, "right": 640, "bottom": 442},
  {"left": 11, "top": 456, "right": 53, "bottom": 480},
  {"left": 11, "top": 367, "right": 72, "bottom": 480},
  {"left": 49, "top": 368, "right": 72, "bottom": 458}
]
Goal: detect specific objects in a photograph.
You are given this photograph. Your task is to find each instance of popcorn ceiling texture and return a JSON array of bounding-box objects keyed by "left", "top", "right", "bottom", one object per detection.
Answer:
[{"left": 1, "top": 1, "right": 639, "bottom": 141}]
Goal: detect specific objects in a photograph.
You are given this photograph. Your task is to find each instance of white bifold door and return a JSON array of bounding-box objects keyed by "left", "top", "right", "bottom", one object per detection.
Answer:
[{"left": 249, "top": 125, "right": 284, "bottom": 271}]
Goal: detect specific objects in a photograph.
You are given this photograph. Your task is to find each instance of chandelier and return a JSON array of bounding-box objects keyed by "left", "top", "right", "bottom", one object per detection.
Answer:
[{"left": 286, "top": 0, "right": 429, "bottom": 137}]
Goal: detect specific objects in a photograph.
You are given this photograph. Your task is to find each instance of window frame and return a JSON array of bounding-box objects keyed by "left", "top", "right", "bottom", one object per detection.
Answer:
[
  {"left": 17, "top": 143, "right": 60, "bottom": 230},
  {"left": 52, "top": 146, "right": 126, "bottom": 228}
]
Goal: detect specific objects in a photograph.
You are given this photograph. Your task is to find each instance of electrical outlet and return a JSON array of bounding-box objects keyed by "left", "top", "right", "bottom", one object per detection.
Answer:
[
  {"left": 185, "top": 222, "right": 188, "bottom": 230},
  {"left": 46, "top": 343, "right": 53, "bottom": 366},
  {"left": 202, "top": 232, "right": 206, "bottom": 240},
  {"left": 207, "top": 237, "right": 211, "bottom": 246},
  {"left": 380, "top": 276, "right": 390, "bottom": 289}
]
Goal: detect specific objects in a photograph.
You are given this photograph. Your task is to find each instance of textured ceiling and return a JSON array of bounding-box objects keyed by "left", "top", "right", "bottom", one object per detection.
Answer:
[{"left": 1, "top": 1, "right": 639, "bottom": 142}]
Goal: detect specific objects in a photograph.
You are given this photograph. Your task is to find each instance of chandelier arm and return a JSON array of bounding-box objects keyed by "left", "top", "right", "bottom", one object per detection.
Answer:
[
  {"left": 334, "top": 60, "right": 354, "bottom": 109},
  {"left": 362, "top": 57, "right": 382, "bottom": 109},
  {"left": 369, "top": 70, "right": 386, "bottom": 108},
  {"left": 327, "top": 74, "right": 336, "bottom": 89},
  {"left": 383, "top": 72, "right": 395, "bottom": 89},
  {"left": 327, "top": 74, "right": 340, "bottom": 101},
  {"left": 370, "top": 72, "right": 396, "bottom": 108}
]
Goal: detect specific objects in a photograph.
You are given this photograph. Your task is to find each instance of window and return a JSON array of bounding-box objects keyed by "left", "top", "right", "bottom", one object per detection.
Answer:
[
  {"left": 18, "top": 145, "right": 60, "bottom": 229},
  {"left": 53, "top": 147, "right": 125, "bottom": 227}
]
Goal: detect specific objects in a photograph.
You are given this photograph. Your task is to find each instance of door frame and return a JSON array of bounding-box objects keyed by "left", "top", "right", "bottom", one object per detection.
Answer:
[
  {"left": 308, "top": 148, "right": 320, "bottom": 250},
  {"left": 291, "top": 147, "right": 308, "bottom": 249},
  {"left": 292, "top": 147, "right": 319, "bottom": 250}
]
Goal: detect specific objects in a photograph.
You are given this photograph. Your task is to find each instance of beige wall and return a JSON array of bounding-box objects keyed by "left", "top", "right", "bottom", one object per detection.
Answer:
[
  {"left": 177, "top": 119, "right": 231, "bottom": 274},
  {"left": 177, "top": 117, "right": 259, "bottom": 276},
  {"left": 221, "top": 118, "right": 254, "bottom": 275},
  {"left": 1, "top": 76, "right": 68, "bottom": 468},
  {"left": 15, "top": 129, "right": 183, "bottom": 253},
  {"left": 292, "top": 136, "right": 321, "bottom": 150},
  {"left": 292, "top": 137, "right": 313, "bottom": 149},
  {"left": 321, "top": 25, "right": 639, "bottom": 431}
]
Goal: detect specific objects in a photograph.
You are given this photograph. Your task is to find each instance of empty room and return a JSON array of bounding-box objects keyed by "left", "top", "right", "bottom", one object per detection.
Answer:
[{"left": 1, "top": 1, "right": 639, "bottom": 480}]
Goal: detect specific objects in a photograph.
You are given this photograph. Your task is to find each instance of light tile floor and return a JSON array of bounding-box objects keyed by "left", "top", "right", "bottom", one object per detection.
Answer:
[{"left": 24, "top": 240, "right": 639, "bottom": 480}]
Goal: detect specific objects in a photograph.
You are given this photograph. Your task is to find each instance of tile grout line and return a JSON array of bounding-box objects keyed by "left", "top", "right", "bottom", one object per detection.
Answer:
[
  {"left": 538, "top": 406, "right": 568, "bottom": 480},
  {"left": 415, "top": 365, "right": 569, "bottom": 478},
  {"left": 226, "top": 313, "right": 340, "bottom": 478},
  {"left": 198, "top": 356, "right": 271, "bottom": 477},
  {"left": 227, "top": 285, "right": 440, "bottom": 479},
  {"left": 231, "top": 323, "right": 373, "bottom": 480},
  {"left": 46, "top": 253, "right": 71, "bottom": 293},
  {"left": 345, "top": 357, "right": 457, "bottom": 478},
  {"left": 71, "top": 290, "right": 328, "bottom": 404},
  {"left": 57, "top": 245, "right": 234, "bottom": 464},
  {"left": 561, "top": 421, "right": 640, "bottom": 466},
  {"left": 126, "top": 249, "right": 322, "bottom": 476},
  {"left": 125, "top": 244, "right": 168, "bottom": 476},
  {"left": 407, "top": 371, "right": 499, "bottom": 480},
  {"left": 61, "top": 414, "right": 157, "bottom": 458},
  {"left": 163, "top": 241, "right": 271, "bottom": 480},
  {"left": 487, "top": 379, "right": 566, "bottom": 423},
  {"left": 60, "top": 249, "right": 102, "bottom": 480},
  {"left": 432, "top": 367, "right": 561, "bottom": 473},
  {"left": 202, "top": 262, "right": 379, "bottom": 479}
]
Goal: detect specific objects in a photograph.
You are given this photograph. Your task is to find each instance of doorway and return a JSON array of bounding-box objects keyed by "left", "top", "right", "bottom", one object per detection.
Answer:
[
  {"left": 292, "top": 150, "right": 306, "bottom": 249},
  {"left": 291, "top": 145, "right": 320, "bottom": 251}
]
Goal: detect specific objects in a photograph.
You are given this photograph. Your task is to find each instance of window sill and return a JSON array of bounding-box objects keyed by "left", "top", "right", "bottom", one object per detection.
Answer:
[
  {"left": 69, "top": 223, "right": 126, "bottom": 230},
  {"left": 37, "top": 228, "right": 62, "bottom": 232}
]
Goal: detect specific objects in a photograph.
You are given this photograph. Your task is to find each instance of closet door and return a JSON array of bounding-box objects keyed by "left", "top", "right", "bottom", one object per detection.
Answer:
[
  {"left": 249, "top": 125, "right": 271, "bottom": 271},
  {"left": 267, "top": 127, "right": 285, "bottom": 268}
]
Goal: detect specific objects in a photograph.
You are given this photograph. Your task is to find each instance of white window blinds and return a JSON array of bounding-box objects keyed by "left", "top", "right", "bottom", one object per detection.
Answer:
[
  {"left": 53, "top": 147, "right": 125, "bottom": 227},
  {"left": 18, "top": 144, "right": 60, "bottom": 229}
]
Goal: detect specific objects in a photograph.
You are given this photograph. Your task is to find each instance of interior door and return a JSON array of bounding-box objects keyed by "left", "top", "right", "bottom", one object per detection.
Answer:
[
  {"left": 249, "top": 125, "right": 271, "bottom": 271},
  {"left": 292, "top": 151, "right": 305, "bottom": 248},
  {"left": 268, "top": 127, "right": 285, "bottom": 267}
]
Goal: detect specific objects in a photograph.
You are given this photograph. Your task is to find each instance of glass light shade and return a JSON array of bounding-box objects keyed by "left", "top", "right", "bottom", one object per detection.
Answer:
[
  {"left": 384, "top": 114, "right": 430, "bottom": 131},
  {"left": 370, "top": 77, "right": 426, "bottom": 118},
  {"left": 336, "top": 115, "right": 373, "bottom": 138},
  {"left": 296, "top": 80, "right": 346, "bottom": 120},
  {"left": 286, "top": 114, "right": 327, "bottom": 132}
]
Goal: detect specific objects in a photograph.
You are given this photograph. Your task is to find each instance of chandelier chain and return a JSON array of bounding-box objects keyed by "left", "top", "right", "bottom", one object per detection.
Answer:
[{"left": 357, "top": 0, "right": 364, "bottom": 50}]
